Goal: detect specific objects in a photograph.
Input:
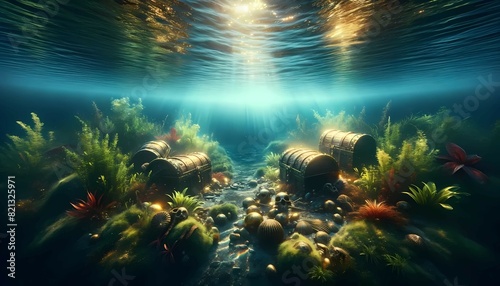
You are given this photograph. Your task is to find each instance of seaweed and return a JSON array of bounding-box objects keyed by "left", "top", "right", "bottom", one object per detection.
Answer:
[
  {"left": 264, "top": 152, "right": 281, "bottom": 168},
  {"left": 313, "top": 108, "right": 373, "bottom": 134},
  {"left": 354, "top": 166, "right": 381, "bottom": 199},
  {"left": 383, "top": 253, "right": 408, "bottom": 275},
  {"left": 1, "top": 112, "right": 55, "bottom": 175},
  {"left": 64, "top": 117, "right": 133, "bottom": 201},
  {"left": 109, "top": 98, "right": 161, "bottom": 151},
  {"left": 263, "top": 166, "right": 280, "bottom": 183},
  {"left": 174, "top": 113, "right": 233, "bottom": 174}
]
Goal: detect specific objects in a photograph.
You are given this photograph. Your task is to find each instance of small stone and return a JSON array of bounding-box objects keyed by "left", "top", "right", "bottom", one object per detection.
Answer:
[
  {"left": 335, "top": 207, "right": 344, "bottom": 215},
  {"left": 324, "top": 200, "right": 336, "bottom": 212},
  {"left": 248, "top": 180, "right": 258, "bottom": 187},
  {"left": 314, "top": 231, "right": 330, "bottom": 245},
  {"left": 333, "top": 213, "right": 343, "bottom": 224},
  {"left": 242, "top": 197, "right": 257, "bottom": 209},
  {"left": 405, "top": 233, "right": 424, "bottom": 247},
  {"left": 266, "top": 264, "right": 277, "bottom": 275},
  {"left": 215, "top": 213, "right": 228, "bottom": 226},
  {"left": 396, "top": 200, "right": 410, "bottom": 211},
  {"left": 230, "top": 233, "right": 241, "bottom": 242},
  {"left": 246, "top": 205, "right": 261, "bottom": 214}
]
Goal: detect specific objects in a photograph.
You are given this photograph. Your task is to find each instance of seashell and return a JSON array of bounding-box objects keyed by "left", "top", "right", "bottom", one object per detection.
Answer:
[
  {"left": 324, "top": 200, "right": 336, "bottom": 212},
  {"left": 295, "top": 220, "right": 314, "bottom": 235},
  {"left": 333, "top": 213, "right": 343, "bottom": 224},
  {"left": 242, "top": 197, "right": 257, "bottom": 209},
  {"left": 335, "top": 207, "right": 344, "bottom": 215},
  {"left": 151, "top": 211, "right": 171, "bottom": 231},
  {"left": 314, "top": 231, "right": 330, "bottom": 245},
  {"left": 266, "top": 264, "right": 277, "bottom": 275},
  {"left": 244, "top": 212, "right": 264, "bottom": 233},
  {"left": 316, "top": 243, "right": 330, "bottom": 257},
  {"left": 267, "top": 208, "right": 279, "bottom": 219},
  {"left": 302, "top": 219, "right": 332, "bottom": 233},
  {"left": 274, "top": 213, "right": 288, "bottom": 227},
  {"left": 246, "top": 205, "right": 261, "bottom": 214},
  {"left": 215, "top": 213, "right": 228, "bottom": 226},
  {"left": 257, "top": 219, "right": 285, "bottom": 245}
]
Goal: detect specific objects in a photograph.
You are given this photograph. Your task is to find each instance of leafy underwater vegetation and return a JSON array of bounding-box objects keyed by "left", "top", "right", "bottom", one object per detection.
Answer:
[
  {"left": 64, "top": 117, "right": 135, "bottom": 202},
  {"left": 0, "top": 112, "right": 55, "bottom": 181},
  {"left": 403, "top": 181, "right": 468, "bottom": 210},
  {"left": 6, "top": 100, "right": 499, "bottom": 286}
]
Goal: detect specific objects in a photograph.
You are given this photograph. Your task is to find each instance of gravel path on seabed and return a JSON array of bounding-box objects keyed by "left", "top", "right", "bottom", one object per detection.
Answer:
[{"left": 185, "top": 148, "right": 279, "bottom": 286}]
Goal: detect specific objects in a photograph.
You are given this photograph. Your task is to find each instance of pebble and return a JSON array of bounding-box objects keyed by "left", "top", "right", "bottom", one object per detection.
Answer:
[{"left": 248, "top": 180, "right": 258, "bottom": 187}]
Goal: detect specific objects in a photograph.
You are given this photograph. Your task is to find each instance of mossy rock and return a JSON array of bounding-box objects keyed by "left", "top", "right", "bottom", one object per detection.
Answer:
[
  {"left": 208, "top": 203, "right": 239, "bottom": 221},
  {"left": 277, "top": 234, "right": 322, "bottom": 273},
  {"left": 165, "top": 218, "right": 214, "bottom": 264}
]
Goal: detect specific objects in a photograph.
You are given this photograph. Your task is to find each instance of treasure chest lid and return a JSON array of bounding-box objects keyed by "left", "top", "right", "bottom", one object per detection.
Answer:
[{"left": 280, "top": 148, "right": 338, "bottom": 178}]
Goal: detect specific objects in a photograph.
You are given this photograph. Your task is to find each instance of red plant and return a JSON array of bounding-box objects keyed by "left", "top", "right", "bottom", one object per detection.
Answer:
[
  {"left": 354, "top": 200, "right": 407, "bottom": 225},
  {"left": 155, "top": 127, "right": 181, "bottom": 144},
  {"left": 67, "top": 192, "right": 115, "bottom": 220},
  {"left": 436, "top": 143, "right": 487, "bottom": 184}
]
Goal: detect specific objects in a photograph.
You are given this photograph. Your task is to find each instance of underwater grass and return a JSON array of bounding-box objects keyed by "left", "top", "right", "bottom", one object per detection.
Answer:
[
  {"left": 403, "top": 181, "right": 468, "bottom": 210},
  {"left": 167, "top": 188, "right": 203, "bottom": 214},
  {"left": 64, "top": 117, "right": 137, "bottom": 201}
]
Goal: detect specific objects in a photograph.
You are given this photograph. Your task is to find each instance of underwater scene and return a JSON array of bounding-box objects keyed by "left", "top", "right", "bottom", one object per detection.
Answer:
[{"left": 1, "top": 0, "right": 500, "bottom": 285}]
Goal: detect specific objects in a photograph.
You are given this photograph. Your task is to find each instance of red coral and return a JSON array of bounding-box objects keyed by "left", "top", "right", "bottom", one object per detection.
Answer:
[
  {"left": 155, "top": 127, "right": 180, "bottom": 144},
  {"left": 354, "top": 200, "right": 407, "bottom": 225},
  {"left": 67, "top": 192, "right": 115, "bottom": 220}
]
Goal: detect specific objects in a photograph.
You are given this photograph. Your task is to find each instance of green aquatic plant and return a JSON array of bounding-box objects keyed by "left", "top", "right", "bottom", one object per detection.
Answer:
[
  {"left": 360, "top": 244, "right": 380, "bottom": 265},
  {"left": 265, "top": 152, "right": 281, "bottom": 168},
  {"left": 277, "top": 233, "right": 322, "bottom": 272},
  {"left": 174, "top": 113, "right": 233, "bottom": 174},
  {"left": 167, "top": 188, "right": 203, "bottom": 214},
  {"left": 164, "top": 217, "right": 214, "bottom": 263},
  {"left": 1, "top": 112, "right": 55, "bottom": 173},
  {"left": 376, "top": 149, "right": 393, "bottom": 176},
  {"left": 308, "top": 266, "right": 334, "bottom": 283},
  {"left": 208, "top": 203, "right": 239, "bottom": 221},
  {"left": 263, "top": 166, "right": 280, "bottom": 183},
  {"left": 109, "top": 97, "right": 161, "bottom": 151},
  {"left": 65, "top": 118, "right": 132, "bottom": 200},
  {"left": 378, "top": 117, "right": 401, "bottom": 157},
  {"left": 383, "top": 253, "right": 408, "bottom": 275},
  {"left": 394, "top": 130, "right": 438, "bottom": 173},
  {"left": 354, "top": 166, "right": 381, "bottom": 199},
  {"left": 403, "top": 181, "right": 468, "bottom": 210},
  {"left": 313, "top": 108, "right": 372, "bottom": 134}
]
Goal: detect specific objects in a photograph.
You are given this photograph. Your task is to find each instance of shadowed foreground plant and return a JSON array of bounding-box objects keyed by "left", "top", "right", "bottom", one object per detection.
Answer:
[
  {"left": 383, "top": 253, "right": 408, "bottom": 275},
  {"left": 403, "top": 181, "right": 468, "bottom": 210}
]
